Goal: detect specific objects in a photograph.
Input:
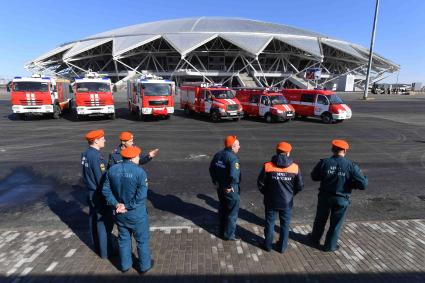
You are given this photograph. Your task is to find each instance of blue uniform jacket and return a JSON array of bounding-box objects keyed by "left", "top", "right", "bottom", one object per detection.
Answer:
[
  {"left": 107, "top": 144, "right": 152, "bottom": 169},
  {"left": 311, "top": 156, "right": 368, "bottom": 197},
  {"left": 102, "top": 161, "right": 148, "bottom": 225},
  {"left": 209, "top": 148, "right": 241, "bottom": 192},
  {"left": 81, "top": 147, "right": 107, "bottom": 192},
  {"left": 81, "top": 147, "right": 108, "bottom": 209},
  {"left": 257, "top": 154, "right": 304, "bottom": 210}
]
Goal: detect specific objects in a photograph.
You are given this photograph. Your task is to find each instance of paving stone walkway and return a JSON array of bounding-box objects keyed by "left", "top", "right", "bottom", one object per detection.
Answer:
[{"left": 1, "top": 219, "right": 424, "bottom": 282}]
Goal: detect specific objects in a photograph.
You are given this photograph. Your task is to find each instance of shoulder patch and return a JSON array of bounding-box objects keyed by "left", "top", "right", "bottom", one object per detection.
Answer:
[
  {"left": 100, "top": 163, "right": 106, "bottom": 173},
  {"left": 235, "top": 162, "right": 240, "bottom": 170}
]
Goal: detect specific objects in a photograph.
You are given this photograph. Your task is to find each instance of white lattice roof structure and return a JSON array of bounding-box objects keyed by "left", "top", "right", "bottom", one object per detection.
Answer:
[{"left": 26, "top": 17, "right": 399, "bottom": 89}]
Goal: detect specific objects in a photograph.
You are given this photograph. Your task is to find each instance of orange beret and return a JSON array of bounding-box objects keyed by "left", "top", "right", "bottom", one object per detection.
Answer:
[
  {"left": 224, "top": 135, "right": 237, "bottom": 148},
  {"left": 332, "top": 139, "right": 349, "bottom": 150},
  {"left": 121, "top": 146, "right": 141, "bottom": 159},
  {"left": 119, "top": 131, "right": 133, "bottom": 141},
  {"left": 85, "top": 129, "right": 104, "bottom": 142},
  {"left": 276, "top": 142, "right": 292, "bottom": 153}
]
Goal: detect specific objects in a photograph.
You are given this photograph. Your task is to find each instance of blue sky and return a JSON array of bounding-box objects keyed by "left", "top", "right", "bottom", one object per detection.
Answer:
[{"left": 0, "top": 0, "right": 423, "bottom": 84}]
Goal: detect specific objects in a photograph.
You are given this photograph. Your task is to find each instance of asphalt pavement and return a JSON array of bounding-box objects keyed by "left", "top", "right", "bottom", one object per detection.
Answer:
[{"left": 0, "top": 91, "right": 424, "bottom": 232}]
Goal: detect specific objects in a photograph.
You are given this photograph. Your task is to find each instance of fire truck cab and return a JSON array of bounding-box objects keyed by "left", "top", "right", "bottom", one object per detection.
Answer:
[
  {"left": 9, "top": 74, "right": 71, "bottom": 119},
  {"left": 127, "top": 74, "right": 175, "bottom": 120},
  {"left": 72, "top": 72, "right": 115, "bottom": 119},
  {"left": 180, "top": 83, "right": 243, "bottom": 122},
  {"left": 281, "top": 89, "right": 352, "bottom": 123},
  {"left": 235, "top": 88, "right": 295, "bottom": 122}
]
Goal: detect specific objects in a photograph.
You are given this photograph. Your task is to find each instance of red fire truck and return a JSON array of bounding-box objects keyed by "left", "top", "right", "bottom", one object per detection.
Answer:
[
  {"left": 9, "top": 74, "right": 71, "bottom": 120},
  {"left": 281, "top": 89, "right": 352, "bottom": 123},
  {"left": 127, "top": 74, "right": 175, "bottom": 120},
  {"left": 180, "top": 83, "right": 244, "bottom": 122},
  {"left": 235, "top": 88, "right": 295, "bottom": 122},
  {"left": 72, "top": 72, "right": 115, "bottom": 120}
]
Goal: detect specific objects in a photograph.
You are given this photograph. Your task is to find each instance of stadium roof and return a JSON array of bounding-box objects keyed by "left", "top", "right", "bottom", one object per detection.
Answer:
[{"left": 30, "top": 17, "right": 398, "bottom": 68}]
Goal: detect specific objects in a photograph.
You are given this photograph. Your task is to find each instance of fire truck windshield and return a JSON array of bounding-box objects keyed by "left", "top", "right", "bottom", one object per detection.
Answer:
[
  {"left": 13, "top": 82, "right": 49, "bottom": 92},
  {"left": 76, "top": 82, "right": 110, "bottom": 92},
  {"left": 142, "top": 83, "right": 172, "bottom": 96},
  {"left": 211, "top": 90, "right": 235, "bottom": 99},
  {"left": 270, "top": 95, "right": 288, "bottom": 105},
  {"left": 329, "top": 94, "right": 344, "bottom": 104}
]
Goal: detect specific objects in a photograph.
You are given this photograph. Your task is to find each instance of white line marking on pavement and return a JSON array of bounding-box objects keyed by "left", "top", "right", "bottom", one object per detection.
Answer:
[
  {"left": 6, "top": 268, "right": 17, "bottom": 276},
  {"left": 14, "top": 259, "right": 27, "bottom": 268},
  {"left": 27, "top": 245, "right": 47, "bottom": 263},
  {"left": 237, "top": 246, "right": 243, "bottom": 254},
  {"left": 65, "top": 248, "right": 77, "bottom": 258},
  {"left": 46, "top": 262, "right": 58, "bottom": 272},
  {"left": 20, "top": 267, "right": 33, "bottom": 276},
  {"left": 64, "top": 231, "right": 73, "bottom": 239}
]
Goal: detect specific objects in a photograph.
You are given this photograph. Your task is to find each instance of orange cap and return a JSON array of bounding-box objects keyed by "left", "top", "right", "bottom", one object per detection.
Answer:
[
  {"left": 276, "top": 142, "right": 292, "bottom": 153},
  {"left": 224, "top": 135, "right": 237, "bottom": 148},
  {"left": 85, "top": 129, "right": 104, "bottom": 142},
  {"left": 121, "top": 146, "right": 141, "bottom": 159},
  {"left": 332, "top": 139, "right": 349, "bottom": 150},
  {"left": 119, "top": 131, "right": 133, "bottom": 141}
]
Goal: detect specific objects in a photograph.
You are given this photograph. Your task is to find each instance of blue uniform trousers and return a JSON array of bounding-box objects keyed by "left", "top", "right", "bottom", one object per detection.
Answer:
[
  {"left": 264, "top": 207, "right": 292, "bottom": 253},
  {"left": 311, "top": 193, "right": 349, "bottom": 251},
  {"left": 116, "top": 215, "right": 152, "bottom": 272},
  {"left": 88, "top": 199, "right": 113, "bottom": 259},
  {"left": 217, "top": 189, "right": 240, "bottom": 240}
]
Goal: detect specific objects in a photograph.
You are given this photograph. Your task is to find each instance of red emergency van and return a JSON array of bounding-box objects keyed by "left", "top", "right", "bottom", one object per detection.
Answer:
[
  {"left": 235, "top": 88, "right": 295, "bottom": 122},
  {"left": 281, "top": 89, "right": 352, "bottom": 123},
  {"left": 180, "top": 83, "right": 243, "bottom": 122},
  {"left": 127, "top": 73, "right": 175, "bottom": 120},
  {"left": 9, "top": 74, "right": 71, "bottom": 119}
]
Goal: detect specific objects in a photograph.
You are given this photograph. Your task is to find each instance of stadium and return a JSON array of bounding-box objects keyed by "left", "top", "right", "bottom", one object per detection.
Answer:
[{"left": 25, "top": 17, "right": 399, "bottom": 90}]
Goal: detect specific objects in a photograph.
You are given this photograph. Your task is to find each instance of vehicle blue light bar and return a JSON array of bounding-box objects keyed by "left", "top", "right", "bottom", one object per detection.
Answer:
[{"left": 14, "top": 76, "right": 22, "bottom": 79}]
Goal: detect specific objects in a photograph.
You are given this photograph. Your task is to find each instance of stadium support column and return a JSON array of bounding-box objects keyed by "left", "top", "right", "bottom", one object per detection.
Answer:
[{"left": 363, "top": 0, "right": 380, "bottom": 100}]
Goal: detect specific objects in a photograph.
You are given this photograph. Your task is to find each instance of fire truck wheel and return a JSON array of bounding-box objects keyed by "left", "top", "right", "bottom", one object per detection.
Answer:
[
  {"left": 128, "top": 102, "right": 132, "bottom": 112},
  {"left": 18, "top": 113, "right": 26, "bottom": 120},
  {"left": 265, "top": 113, "right": 273, "bottom": 123},
  {"left": 109, "top": 113, "right": 116, "bottom": 120},
  {"left": 321, "top": 112, "right": 333, "bottom": 124},
  {"left": 210, "top": 110, "right": 220, "bottom": 122},
  {"left": 137, "top": 108, "right": 143, "bottom": 121},
  {"left": 52, "top": 105, "right": 61, "bottom": 119},
  {"left": 184, "top": 106, "right": 191, "bottom": 116},
  {"left": 165, "top": 115, "right": 171, "bottom": 120}
]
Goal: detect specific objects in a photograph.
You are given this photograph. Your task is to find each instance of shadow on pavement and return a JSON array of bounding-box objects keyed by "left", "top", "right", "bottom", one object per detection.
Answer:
[
  {"left": 197, "top": 193, "right": 265, "bottom": 227},
  {"left": 46, "top": 188, "right": 90, "bottom": 247},
  {"left": 148, "top": 190, "right": 263, "bottom": 248},
  {"left": 2, "top": 272, "right": 424, "bottom": 283}
]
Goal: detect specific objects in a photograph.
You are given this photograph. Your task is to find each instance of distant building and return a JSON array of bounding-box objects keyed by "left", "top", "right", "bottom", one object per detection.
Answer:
[{"left": 26, "top": 17, "right": 399, "bottom": 90}]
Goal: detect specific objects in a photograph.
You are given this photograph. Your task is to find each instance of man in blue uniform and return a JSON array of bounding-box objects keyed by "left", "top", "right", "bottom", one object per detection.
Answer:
[
  {"left": 108, "top": 131, "right": 158, "bottom": 168},
  {"left": 209, "top": 135, "right": 241, "bottom": 240},
  {"left": 81, "top": 129, "right": 113, "bottom": 259},
  {"left": 102, "top": 146, "right": 153, "bottom": 274},
  {"left": 310, "top": 139, "right": 368, "bottom": 251},
  {"left": 257, "top": 142, "right": 303, "bottom": 253}
]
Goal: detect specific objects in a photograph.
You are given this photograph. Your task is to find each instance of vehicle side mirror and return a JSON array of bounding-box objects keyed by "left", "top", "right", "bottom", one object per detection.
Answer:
[
  {"left": 6, "top": 85, "right": 10, "bottom": 92},
  {"left": 112, "top": 85, "right": 117, "bottom": 92},
  {"left": 69, "top": 86, "right": 73, "bottom": 93}
]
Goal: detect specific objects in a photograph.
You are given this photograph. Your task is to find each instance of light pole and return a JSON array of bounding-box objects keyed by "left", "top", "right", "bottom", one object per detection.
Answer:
[{"left": 363, "top": 0, "right": 380, "bottom": 100}]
